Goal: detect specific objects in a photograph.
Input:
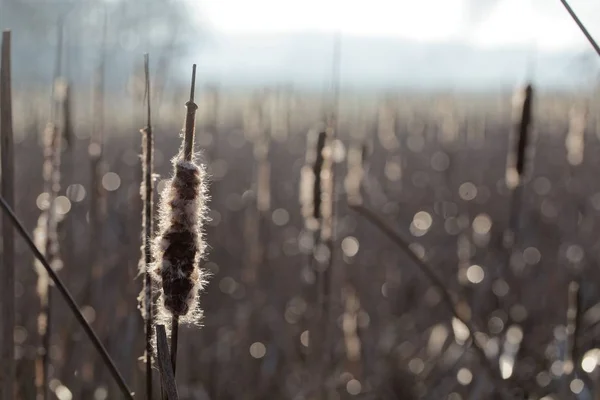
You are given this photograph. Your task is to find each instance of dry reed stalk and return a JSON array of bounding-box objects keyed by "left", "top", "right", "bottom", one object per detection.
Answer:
[
  {"left": 34, "top": 29, "right": 67, "bottom": 397},
  {"left": 152, "top": 64, "right": 207, "bottom": 378},
  {"left": 0, "top": 29, "right": 15, "bottom": 400},
  {"left": 559, "top": 0, "right": 600, "bottom": 58},
  {"left": 238, "top": 94, "right": 271, "bottom": 395},
  {"left": 33, "top": 122, "right": 63, "bottom": 400},
  {"left": 155, "top": 325, "right": 179, "bottom": 400},
  {"left": 62, "top": 83, "right": 73, "bottom": 149},
  {"left": 84, "top": 16, "right": 107, "bottom": 395},
  {"left": 0, "top": 196, "right": 134, "bottom": 399},
  {"left": 315, "top": 37, "right": 342, "bottom": 397},
  {"left": 299, "top": 123, "right": 336, "bottom": 397},
  {"left": 502, "top": 84, "right": 534, "bottom": 280},
  {"left": 137, "top": 53, "right": 155, "bottom": 400},
  {"left": 242, "top": 94, "right": 270, "bottom": 287},
  {"left": 317, "top": 123, "right": 337, "bottom": 399},
  {"left": 298, "top": 128, "right": 326, "bottom": 328},
  {"left": 89, "top": 16, "right": 107, "bottom": 279}
]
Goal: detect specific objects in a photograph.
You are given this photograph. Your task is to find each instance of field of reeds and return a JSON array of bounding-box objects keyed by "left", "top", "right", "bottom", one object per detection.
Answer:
[{"left": 4, "top": 24, "right": 600, "bottom": 400}]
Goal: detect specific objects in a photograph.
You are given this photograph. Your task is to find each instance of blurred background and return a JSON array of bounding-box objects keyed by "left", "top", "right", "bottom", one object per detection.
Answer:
[{"left": 3, "top": 0, "right": 600, "bottom": 399}]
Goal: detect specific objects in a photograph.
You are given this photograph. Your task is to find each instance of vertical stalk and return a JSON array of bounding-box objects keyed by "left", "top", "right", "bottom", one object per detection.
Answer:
[
  {"left": 171, "top": 64, "right": 198, "bottom": 375},
  {"left": 141, "top": 53, "right": 155, "bottom": 400},
  {"left": 0, "top": 29, "right": 15, "bottom": 400}
]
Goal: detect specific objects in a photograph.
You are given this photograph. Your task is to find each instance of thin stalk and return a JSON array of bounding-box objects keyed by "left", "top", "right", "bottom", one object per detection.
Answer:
[
  {"left": 38, "top": 22, "right": 65, "bottom": 398},
  {"left": 0, "top": 195, "right": 134, "bottom": 400},
  {"left": 170, "top": 64, "right": 198, "bottom": 375},
  {"left": 156, "top": 325, "right": 179, "bottom": 400},
  {"left": 559, "top": 0, "right": 600, "bottom": 58},
  {"left": 170, "top": 316, "right": 179, "bottom": 374},
  {"left": 142, "top": 53, "right": 154, "bottom": 400},
  {"left": 317, "top": 33, "right": 342, "bottom": 398},
  {"left": 0, "top": 29, "right": 15, "bottom": 400},
  {"left": 502, "top": 84, "right": 533, "bottom": 283}
]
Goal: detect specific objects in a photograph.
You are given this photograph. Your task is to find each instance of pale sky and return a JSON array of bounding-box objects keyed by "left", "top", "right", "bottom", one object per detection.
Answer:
[{"left": 197, "top": 0, "right": 600, "bottom": 52}]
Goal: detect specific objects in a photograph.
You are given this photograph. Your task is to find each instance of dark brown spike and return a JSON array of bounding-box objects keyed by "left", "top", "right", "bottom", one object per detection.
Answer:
[
  {"left": 312, "top": 131, "right": 327, "bottom": 221},
  {"left": 515, "top": 84, "right": 533, "bottom": 178}
]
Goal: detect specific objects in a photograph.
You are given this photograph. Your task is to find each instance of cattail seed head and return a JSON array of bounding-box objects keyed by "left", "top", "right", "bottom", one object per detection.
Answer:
[
  {"left": 153, "top": 155, "right": 208, "bottom": 321},
  {"left": 318, "top": 127, "right": 335, "bottom": 241},
  {"left": 300, "top": 128, "right": 328, "bottom": 231},
  {"left": 506, "top": 83, "right": 534, "bottom": 188}
]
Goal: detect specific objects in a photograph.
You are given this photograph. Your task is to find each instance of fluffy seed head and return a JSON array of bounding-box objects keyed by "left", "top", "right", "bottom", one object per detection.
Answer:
[{"left": 152, "top": 156, "right": 208, "bottom": 322}]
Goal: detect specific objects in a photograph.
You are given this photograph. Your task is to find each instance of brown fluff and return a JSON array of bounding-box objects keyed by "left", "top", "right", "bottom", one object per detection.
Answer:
[{"left": 152, "top": 155, "right": 208, "bottom": 321}]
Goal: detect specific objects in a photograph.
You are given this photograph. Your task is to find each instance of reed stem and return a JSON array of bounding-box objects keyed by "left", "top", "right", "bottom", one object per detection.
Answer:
[
  {"left": 170, "top": 64, "right": 198, "bottom": 377},
  {"left": 0, "top": 195, "right": 134, "bottom": 400},
  {"left": 0, "top": 29, "right": 15, "bottom": 400},
  {"left": 142, "top": 53, "right": 155, "bottom": 400}
]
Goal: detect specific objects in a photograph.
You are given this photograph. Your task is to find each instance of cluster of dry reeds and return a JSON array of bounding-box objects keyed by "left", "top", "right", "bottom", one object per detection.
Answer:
[{"left": 4, "top": 8, "right": 600, "bottom": 398}]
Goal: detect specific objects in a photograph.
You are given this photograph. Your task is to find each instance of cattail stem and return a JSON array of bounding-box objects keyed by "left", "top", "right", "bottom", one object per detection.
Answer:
[
  {"left": 170, "top": 64, "right": 198, "bottom": 377},
  {"left": 170, "top": 316, "right": 179, "bottom": 374},
  {"left": 142, "top": 53, "right": 155, "bottom": 400},
  {"left": 37, "top": 24, "right": 66, "bottom": 396},
  {"left": 183, "top": 64, "right": 197, "bottom": 162},
  {"left": 156, "top": 325, "right": 179, "bottom": 400},
  {"left": 0, "top": 196, "right": 134, "bottom": 400},
  {"left": 502, "top": 84, "right": 534, "bottom": 281},
  {"left": 0, "top": 29, "right": 15, "bottom": 400}
]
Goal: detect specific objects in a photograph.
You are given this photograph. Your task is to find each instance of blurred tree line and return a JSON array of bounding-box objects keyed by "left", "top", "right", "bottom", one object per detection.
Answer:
[{"left": 0, "top": 0, "right": 201, "bottom": 89}]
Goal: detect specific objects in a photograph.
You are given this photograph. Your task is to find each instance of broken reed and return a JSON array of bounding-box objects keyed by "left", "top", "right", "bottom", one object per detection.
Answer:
[
  {"left": 33, "top": 122, "right": 63, "bottom": 400},
  {"left": 152, "top": 64, "right": 207, "bottom": 378}
]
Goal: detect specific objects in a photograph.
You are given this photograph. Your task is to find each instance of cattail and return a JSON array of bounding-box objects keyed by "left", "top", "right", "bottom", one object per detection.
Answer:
[
  {"left": 299, "top": 127, "right": 328, "bottom": 231},
  {"left": 152, "top": 65, "right": 208, "bottom": 325},
  {"left": 153, "top": 157, "right": 207, "bottom": 318},
  {"left": 0, "top": 30, "right": 15, "bottom": 400},
  {"left": 506, "top": 83, "right": 534, "bottom": 188},
  {"left": 318, "top": 126, "right": 335, "bottom": 242},
  {"left": 137, "top": 54, "right": 155, "bottom": 400}
]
